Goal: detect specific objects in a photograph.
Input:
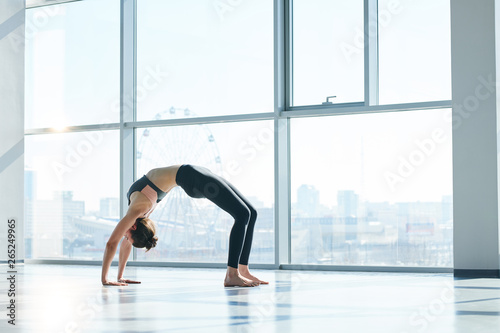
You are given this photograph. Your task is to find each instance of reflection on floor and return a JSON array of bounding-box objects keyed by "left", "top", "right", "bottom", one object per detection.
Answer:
[{"left": 1, "top": 264, "right": 500, "bottom": 332}]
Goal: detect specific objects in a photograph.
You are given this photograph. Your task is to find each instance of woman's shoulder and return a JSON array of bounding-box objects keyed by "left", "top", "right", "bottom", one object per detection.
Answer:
[{"left": 128, "top": 192, "right": 152, "bottom": 213}]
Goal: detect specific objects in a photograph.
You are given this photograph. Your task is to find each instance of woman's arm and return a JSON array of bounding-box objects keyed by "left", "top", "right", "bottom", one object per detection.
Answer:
[
  {"left": 101, "top": 242, "right": 123, "bottom": 285},
  {"left": 116, "top": 238, "right": 141, "bottom": 283},
  {"left": 101, "top": 206, "right": 143, "bottom": 285},
  {"left": 117, "top": 238, "right": 132, "bottom": 280}
]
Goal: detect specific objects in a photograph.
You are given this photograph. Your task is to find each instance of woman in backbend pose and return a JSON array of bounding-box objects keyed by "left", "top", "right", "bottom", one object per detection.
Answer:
[{"left": 101, "top": 164, "right": 268, "bottom": 287}]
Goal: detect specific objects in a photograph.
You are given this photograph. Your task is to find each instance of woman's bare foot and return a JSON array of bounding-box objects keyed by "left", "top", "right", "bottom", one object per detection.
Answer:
[
  {"left": 238, "top": 265, "right": 269, "bottom": 285},
  {"left": 224, "top": 267, "right": 259, "bottom": 287}
]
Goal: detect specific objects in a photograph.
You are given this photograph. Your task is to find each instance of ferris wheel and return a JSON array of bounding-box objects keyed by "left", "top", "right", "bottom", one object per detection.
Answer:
[{"left": 136, "top": 107, "right": 223, "bottom": 250}]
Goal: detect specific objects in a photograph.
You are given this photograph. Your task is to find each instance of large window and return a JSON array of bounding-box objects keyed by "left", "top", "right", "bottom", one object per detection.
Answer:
[
  {"left": 25, "top": 130, "right": 120, "bottom": 260},
  {"left": 292, "top": 0, "right": 364, "bottom": 106},
  {"left": 378, "top": 0, "right": 451, "bottom": 104},
  {"left": 287, "top": 0, "right": 452, "bottom": 267},
  {"left": 24, "top": 0, "right": 452, "bottom": 270},
  {"left": 24, "top": 0, "right": 120, "bottom": 260},
  {"left": 136, "top": 0, "right": 273, "bottom": 120},
  {"left": 25, "top": 0, "right": 120, "bottom": 129},
  {"left": 291, "top": 109, "right": 453, "bottom": 266},
  {"left": 135, "top": 120, "right": 274, "bottom": 263}
]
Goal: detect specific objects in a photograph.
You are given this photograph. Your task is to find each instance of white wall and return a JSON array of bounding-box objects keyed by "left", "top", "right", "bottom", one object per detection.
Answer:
[
  {"left": 451, "top": 0, "right": 500, "bottom": 276},
  {"left": 0, "top": 0, "right": 25, "bottom": 262}
]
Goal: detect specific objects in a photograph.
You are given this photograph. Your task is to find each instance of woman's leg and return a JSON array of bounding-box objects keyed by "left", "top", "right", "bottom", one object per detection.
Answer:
[
  {"left": 192, "top": 172, "right": 250, "bottom": 269},
  {"left": 222, "top": 180, "right": 268, "bottom": 284},
  {"left": 177, "top": 166, "right": 255, "bottom": 281},
  {"left": 177, "top": 165, "right": 266, "bottom": 286},
  {"left": 221, "top": 180, "right": 257, "bottom": 266}
]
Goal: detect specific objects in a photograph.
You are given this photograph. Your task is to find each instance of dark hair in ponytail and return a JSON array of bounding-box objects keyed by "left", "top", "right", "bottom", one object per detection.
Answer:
[{"left": 130, "top": 218, "right": 158, "bottom": 252}]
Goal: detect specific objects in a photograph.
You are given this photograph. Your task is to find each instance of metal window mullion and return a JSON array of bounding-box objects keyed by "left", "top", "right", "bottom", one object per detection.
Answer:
[
  {"left": 283, "top": 100, "right": 452, "bottom": 118},
  {"left": 24, "top": 123, "right": 121, "bottom": 135},
  {"left": 285, "top": 0, "right": 293, "bottom": 109},
  {"left": 274, "top": 0, "right": 291, "bottom": 266},
  {"left": 288, "top": 101, "right": 365, "bottom": 111},
  {"left": 23, "top": 259, "right": 451, "bottom": 273},
  {"left": 26, "top": 0, "right": 83, "bottom": 9},
  {"left": 124, "top": 112, "right": 275, "bottom": 129},
  {"left": 120, "top": 0, "right": 136, "bottom": 260},
  {"left": 364, "top": 0, "right": 379, "bottom": 106},
  {"left": 23, "top": 259, "right": 279, "bottom": 270},
  {"left": 280, "top": 264, "right": 452, "bottom": 274}
]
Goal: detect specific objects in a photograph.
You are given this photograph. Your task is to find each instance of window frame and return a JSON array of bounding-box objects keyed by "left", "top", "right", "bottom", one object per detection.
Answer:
[{"left": 24, "top": 0, "right": 453, "bottom": 273}]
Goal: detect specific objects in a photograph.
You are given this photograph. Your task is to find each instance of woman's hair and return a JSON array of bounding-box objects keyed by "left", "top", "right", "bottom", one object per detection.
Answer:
[{"left": 130, "top": 217, "right": 158, "bottom": 251}]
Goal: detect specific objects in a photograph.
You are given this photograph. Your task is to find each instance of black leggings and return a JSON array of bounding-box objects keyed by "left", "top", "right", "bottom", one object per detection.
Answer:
[{"left": 175, "top": 164, "right": 257, "bottom": 268}]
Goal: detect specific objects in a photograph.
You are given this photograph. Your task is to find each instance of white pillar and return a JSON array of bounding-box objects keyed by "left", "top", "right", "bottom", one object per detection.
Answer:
[
  {"left": 451, "top": 0, "right": 500, "bottom": 277},
  {"left": 0, "top": 1, "right": 25, "bottom": 263}
]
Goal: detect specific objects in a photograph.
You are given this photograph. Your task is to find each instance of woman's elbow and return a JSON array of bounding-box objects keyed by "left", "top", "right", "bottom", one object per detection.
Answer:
[{"left": 105, "top": 241, "right": 119, "bottom": 250}]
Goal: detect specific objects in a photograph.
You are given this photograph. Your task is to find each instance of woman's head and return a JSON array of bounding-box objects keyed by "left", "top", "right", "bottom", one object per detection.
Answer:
[{"left": 130, "top": 217, "right": 158, "bottom": 251}]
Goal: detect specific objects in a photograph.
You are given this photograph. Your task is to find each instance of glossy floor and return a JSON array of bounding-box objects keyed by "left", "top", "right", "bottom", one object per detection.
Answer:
[{"left": 1, "top": 264, "right": 500, "bottom": 332}]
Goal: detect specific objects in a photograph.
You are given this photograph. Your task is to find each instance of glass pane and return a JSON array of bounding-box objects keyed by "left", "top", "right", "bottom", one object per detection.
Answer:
[
  {"left": 378, "top": 0, "right": 451, "bottom": 104},
  {"left": 24, "top": 130, "right": 120, "bottom": 260},
  {"left": 292, "top": 0, "right": 364, "bottom": 106},
  {"left": 135, "top": 119, "right": 274, "bottom": 264},
  {"left": 136, "top": 0, "right": 273, "bottom": 120},
  {"left": 25, "top": 0, "right": 120, "bottom": 129},
  {"left": 291, "top": 110, "right": 453, "bottom": 267}
]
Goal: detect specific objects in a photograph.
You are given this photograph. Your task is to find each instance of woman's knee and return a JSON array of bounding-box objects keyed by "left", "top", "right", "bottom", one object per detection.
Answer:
[
  {"left": 234, "top": 205, "right": 251, "bottom": 225},
  {"left": 239, "top": 204, "right": 257, "bottom": 227},
  {"left": 248, "top": 205, "right": 257, "bottom": 222}
]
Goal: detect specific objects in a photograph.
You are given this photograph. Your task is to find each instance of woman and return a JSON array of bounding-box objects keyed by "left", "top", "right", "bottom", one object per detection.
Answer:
[{"left": 101, "top": 164, "right": 268, "bottom": 287}]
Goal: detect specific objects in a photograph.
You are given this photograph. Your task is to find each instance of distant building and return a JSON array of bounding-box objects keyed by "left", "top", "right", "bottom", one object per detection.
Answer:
[
  {"left": 246, "top": 196, "right": 265, "bottom": 209},
  {"left": 25, "top": 169, "right": 36, "bottom": 200},
  {"left": 100, "top": 197, "right": 119, "bottom": 217},
  {"left": 27, "top": 190, "right": 84, "bottom": 258},
  {"left": 337, "top": 190, "right": 359, "bottom": 218},
  {"left": 441, "top": 195, "right": 453, "bottom": 224},
  {"left": 297, "top": 184, "right": 319, "bottom": 217},
  {"left": 337, "top": 190, "right": 359, "bottom": 241}
]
